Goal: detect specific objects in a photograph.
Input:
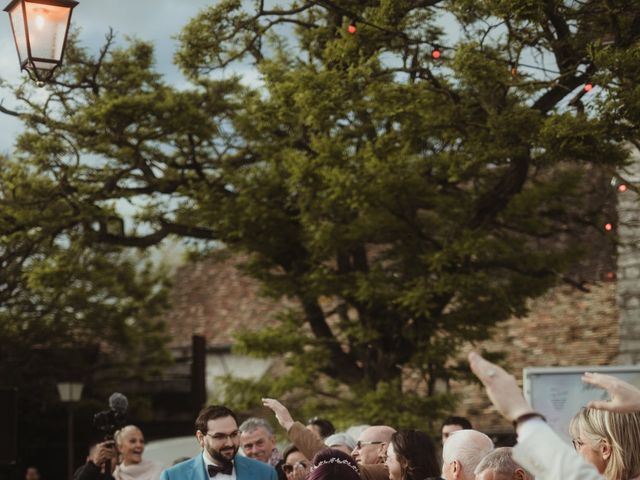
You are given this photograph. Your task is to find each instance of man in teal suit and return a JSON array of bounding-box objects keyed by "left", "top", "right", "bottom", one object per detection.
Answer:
[{"left": 160, "top": 405, "right": 277, "bottom": 480}]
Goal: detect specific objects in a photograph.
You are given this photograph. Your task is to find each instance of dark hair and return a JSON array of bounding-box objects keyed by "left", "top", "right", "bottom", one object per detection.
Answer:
[
  {"left": 282, "top": 444, "right": 300, "bottom": 464},
  {"left": 195, "top": 405, "right": 238, "bottom": 434},
  {"left": 307, "top": 417, "right": 335, "bottom": 438},
  {"left": 391, "top": 430, "right": 440, "bottom": 480},
  {"left": 441, "top": 416, "right": 473, "bottom": 430},
  {"left": 307, "top": 448, "right": 359, "bottom": 480}
]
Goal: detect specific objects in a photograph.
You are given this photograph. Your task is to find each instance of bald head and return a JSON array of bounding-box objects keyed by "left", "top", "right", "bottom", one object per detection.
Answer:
[
  {"left": 351, "top": 425, "right": 396, "bottom": 465},
  {"left": 442, "top": 430, "right": 493, "bottom": 480},
  {"left": 474, "top": 447, "right": 533, "bottom": 480}
]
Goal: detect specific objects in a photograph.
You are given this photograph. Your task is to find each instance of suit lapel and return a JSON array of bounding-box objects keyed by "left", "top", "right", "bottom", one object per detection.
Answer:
[{"left": 193, "top": 454, "right": 208, "bottom": 480}]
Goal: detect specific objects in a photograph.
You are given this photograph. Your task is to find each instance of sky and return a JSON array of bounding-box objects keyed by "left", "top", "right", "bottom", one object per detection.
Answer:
[{"left": 0, "top": 0, "right": 217, "bottom": 154}]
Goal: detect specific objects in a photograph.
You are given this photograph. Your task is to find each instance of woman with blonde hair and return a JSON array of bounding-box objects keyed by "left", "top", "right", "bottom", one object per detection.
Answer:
[
  {"left": 113, "top": 425, "right": 163, "bottom": 480},
  {"left": 569, "top": 408, "right": 640, "bottom": 480}
]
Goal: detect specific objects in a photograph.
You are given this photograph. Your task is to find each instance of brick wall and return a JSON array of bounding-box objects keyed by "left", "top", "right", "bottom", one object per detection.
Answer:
[{"left": 456, "top": 282, "right": 619, "bottom": 433}]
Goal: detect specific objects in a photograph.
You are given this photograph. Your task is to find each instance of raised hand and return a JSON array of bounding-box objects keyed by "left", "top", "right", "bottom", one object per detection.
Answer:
[
  {"left": 468, "top": 351, "right": 535, "bottom": 422},
  {"left": 262, "top": 398, "right": 295, "bottom": 431},
  {"left": 582, "top": 372, "right": 640, "bottom": 413}
]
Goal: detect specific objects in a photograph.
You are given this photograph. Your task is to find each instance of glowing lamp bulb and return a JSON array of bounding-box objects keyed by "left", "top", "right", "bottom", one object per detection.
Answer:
[
  {"left": 348, "top": 23, "right": 357, "bottom": 34},
  {"left": 584, "top": 83, "right": 593, "bottom": 92},
  {"left": 604, "top": 223, "right": 613, "bottom": 231},
  {"left": 618, "top": 184, "right": 627, "bottom": 192},
  {"left": 432, "top": 49, "right": 441, "bottom": 59},
  {"left": 35, "top": 14, "right": 46, "bottom": 29}
]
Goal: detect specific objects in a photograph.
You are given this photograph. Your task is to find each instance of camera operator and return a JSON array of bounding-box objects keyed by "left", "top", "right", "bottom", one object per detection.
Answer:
[{"left": 74, "top": 440, "right": 117, "bottom": 480}]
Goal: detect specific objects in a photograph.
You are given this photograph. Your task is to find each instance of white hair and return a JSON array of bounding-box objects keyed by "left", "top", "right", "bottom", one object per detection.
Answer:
[
  {"left": 442, "top": 430, "right": 494, "bottom": 480},
  {"left": 474, "top": 447, "right": 533, "bottom": 480}
]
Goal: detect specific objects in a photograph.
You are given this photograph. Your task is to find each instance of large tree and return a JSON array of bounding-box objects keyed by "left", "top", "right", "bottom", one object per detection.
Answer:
[{"left": 2, "top": 0, "right": 639, "bottom": 426}]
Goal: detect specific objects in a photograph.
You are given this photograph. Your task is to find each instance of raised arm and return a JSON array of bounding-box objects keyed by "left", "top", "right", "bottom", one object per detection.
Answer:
[
  {"left": 468, "top": 352, "right": 603, "bottom": 480},
  {"left": 262, "top": 398, "right": 325, "bottom": 460}
]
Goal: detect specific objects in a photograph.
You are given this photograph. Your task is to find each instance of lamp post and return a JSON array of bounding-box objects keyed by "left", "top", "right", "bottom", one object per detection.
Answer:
[
  {"left": 57, "top": 382, "right": 83, "bottom": 480},
  {"left": 4, "top": 0, "right": 78, "bottom": 83}
]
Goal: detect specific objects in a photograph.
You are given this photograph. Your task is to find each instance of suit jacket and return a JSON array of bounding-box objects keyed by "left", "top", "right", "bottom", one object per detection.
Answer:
[
  {"left": 512, "top": 421, "right": 602, "bottom": 480},
  {"left": 160, "top": 453, "right": 277, "bottom": 480}
]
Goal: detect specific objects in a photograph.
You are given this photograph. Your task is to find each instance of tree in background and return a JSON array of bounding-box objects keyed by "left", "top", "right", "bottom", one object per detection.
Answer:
[
  {"left": 2, "top": 0, "right": 639, "bottom": 427},
  {"left": 0, "top": 154, "right": 171, "bottom": 470}
]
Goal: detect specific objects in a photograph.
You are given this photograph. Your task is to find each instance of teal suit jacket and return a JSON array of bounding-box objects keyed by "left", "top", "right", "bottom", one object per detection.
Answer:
[{"left": 160, "top": 453, "right": 277, "bottom": 480}]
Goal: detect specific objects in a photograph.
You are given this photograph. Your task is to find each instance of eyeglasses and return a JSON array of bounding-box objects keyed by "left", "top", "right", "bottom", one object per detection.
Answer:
[
  {"left": 205, "top": 430, "right": 240, "bottom": 442},
  {"left": 355, "top": 440, "right": 384, "bottom": 449},
  {"left": 282, "top": 461, "right": 309, "bottom": 474}
]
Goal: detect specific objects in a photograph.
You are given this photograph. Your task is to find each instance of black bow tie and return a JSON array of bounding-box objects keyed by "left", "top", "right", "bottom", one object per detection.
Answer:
[{"left": 208, "top": 463, "right": 233, "bottom": 477}]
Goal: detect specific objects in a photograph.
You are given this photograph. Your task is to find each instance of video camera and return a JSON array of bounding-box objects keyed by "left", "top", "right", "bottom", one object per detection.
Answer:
[{"left": 93, "top": 392, "right": 128, "bottom": 439}]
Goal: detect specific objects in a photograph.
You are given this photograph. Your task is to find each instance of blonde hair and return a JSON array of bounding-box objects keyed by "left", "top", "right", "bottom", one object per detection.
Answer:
[
  {"left": 114, "top": 425, "right": 143, "bottom": 449},
  {"left": 569, "top": 408, "right": 640, "bottom": 480}
]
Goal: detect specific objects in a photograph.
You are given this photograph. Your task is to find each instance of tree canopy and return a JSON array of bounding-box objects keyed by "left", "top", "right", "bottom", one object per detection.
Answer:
[{"left": 2, "top": 0, "right": 640, "bottom": 427}]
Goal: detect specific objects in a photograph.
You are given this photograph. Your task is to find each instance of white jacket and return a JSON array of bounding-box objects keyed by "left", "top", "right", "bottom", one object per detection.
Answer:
[{"left": 512, "top": 420, "right": 602, "bottom": 480}]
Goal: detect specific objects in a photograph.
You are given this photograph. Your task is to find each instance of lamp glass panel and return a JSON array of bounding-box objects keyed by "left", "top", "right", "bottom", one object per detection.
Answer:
[
  {"left": 7, "top": 1, "right": 27, "bottom": 65},
  {"left": 57, "top": 382, "right": 83, "bottom": 402},
  {"left": 24, "top": 1, "right": 72, "bottom": 65}
]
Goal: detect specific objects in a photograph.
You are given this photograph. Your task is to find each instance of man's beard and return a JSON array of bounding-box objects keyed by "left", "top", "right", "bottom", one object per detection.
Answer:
[{"left": 208, "top": 445, "right": 238, "bottom": 465}]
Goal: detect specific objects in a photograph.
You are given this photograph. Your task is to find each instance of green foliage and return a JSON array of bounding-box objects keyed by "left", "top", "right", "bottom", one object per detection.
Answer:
[{"left": 3, "top": 0, "right": 639, "bottom": 430}]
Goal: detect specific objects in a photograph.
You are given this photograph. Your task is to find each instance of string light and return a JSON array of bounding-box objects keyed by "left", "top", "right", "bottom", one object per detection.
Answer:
[
  {"left": 510, "top": 66, "right": 518, "bottom": 77},
  {"left": 347, "top": 21, "right": 357, "bottom": 34},
  {"left": 431, "top": 48, "right": 441, "bottom": 59},
  {"left": 604, "top": 223, "right": 613, "bottom": 231},
  {"left": 618, "top": 184, "right": 627, "bottom": 192},
  {"left": 584, "top": 83, "right": 593, "bottom": 92},
  {"left": 605, "top": 271, "right": 616, "bottom": 281}
]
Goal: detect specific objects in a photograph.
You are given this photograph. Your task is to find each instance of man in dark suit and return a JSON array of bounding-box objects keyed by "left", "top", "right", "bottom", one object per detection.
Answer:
[{"left": 160, "top": 405, "right": 277, "bottom": 480}]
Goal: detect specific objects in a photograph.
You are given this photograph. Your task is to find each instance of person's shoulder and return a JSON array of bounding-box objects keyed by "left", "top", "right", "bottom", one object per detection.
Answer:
[
  {"left": 162, "top": 456, "right": 200, "bottom": 475},
  {"left": 236, "top": 456, "right": 276, "bottom": 475}
]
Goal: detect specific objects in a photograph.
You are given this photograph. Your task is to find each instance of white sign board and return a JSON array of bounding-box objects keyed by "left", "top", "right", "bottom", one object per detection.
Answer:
[{"left": 523, "top": 365, "right": 640, "bottom": 444}]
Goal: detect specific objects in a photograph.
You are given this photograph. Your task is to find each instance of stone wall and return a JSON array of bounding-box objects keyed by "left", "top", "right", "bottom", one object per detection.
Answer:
[{"left": 617, "top": 146, "right": 640, "bottom": 363}]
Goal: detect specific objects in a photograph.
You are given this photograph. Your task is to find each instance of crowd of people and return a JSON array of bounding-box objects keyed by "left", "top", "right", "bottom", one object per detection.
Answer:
[{"left": 42, "top": 352, "right": 640, "bottom": 480}]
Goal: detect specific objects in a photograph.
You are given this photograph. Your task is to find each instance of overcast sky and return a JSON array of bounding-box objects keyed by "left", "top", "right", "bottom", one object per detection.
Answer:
[{"left": 0, "top": 0, "right": 218, "bottom": 154}]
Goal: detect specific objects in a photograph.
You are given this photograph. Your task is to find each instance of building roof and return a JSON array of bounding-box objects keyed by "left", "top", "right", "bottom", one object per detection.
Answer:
[{"left": 162, "top": 253, "right": 293, "bottom": 349}]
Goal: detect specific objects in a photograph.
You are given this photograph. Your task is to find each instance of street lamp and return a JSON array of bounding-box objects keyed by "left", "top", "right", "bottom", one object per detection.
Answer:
[
  {"left": 4, "top": 0, "right": 78, "bottom": 83},
  {"left": 57, "top": 382, "right": 83, "bottom": 480}
]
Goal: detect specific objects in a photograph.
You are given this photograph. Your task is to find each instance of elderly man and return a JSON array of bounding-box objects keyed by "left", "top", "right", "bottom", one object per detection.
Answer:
[
  {"left": 262, "top": 398, "right": 390, "bottom": 480},
  {"left": 351, "top": 425, "right": 397, "bottom": 465},
  {"left": 441, "top": 430, "right": 493, "bottom": 480},
  {"left": 239, "top": 417, "right": 285, "bottom": 480},
  {"left": 474, "top": 447, "right": 533, "bottom": 480}
]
